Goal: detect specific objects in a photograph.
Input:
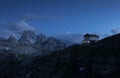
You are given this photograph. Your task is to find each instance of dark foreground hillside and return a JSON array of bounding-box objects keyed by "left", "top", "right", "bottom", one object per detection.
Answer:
[{"left": 0, "top": 34, "right": 120, "bottom": 78}]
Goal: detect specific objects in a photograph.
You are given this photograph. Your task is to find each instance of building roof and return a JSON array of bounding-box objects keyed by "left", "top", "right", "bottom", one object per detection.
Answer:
[{"left": 84, "top": 34, "right": 99, "bottom": 38}]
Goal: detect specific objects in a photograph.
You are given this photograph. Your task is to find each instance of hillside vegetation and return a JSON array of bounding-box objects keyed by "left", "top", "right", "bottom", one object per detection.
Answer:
[{"left": 0, "top": 34, "right": 120, "bottom": 78}]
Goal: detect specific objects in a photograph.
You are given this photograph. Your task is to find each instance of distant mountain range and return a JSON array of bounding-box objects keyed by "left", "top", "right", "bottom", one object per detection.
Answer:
[
  {"left": 0, "top": 30, "right": 66, "bottom": 55},
  {"left": 55, "top": 34, "right": 84, "bottom": 46}
]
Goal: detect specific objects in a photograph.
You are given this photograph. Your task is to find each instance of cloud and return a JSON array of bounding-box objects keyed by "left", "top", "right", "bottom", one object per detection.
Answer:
[
  {"left": 23, "top": 14, "right": 61, "bottom": 21},
  {"left": 111, "top": 28, "right": 120, "bottom": 34},
  {"left": 0, "top": 20, "right": 35, "bottom": 38},
  {"left": 0, "top": 30, "right": 13, "bottom": 38}
]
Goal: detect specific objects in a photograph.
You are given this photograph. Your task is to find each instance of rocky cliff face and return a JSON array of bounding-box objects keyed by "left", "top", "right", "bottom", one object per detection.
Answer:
[
  {"left": 35, "top": 33, "right": 47, "bottom": 44},
  {"left": 19, "top": 30, "right": 37, "bottom": 43},
  {"left": 0, "top": 30, "right": 66, "bottom": 55},
  {"left": 7, "top": 35, "right": 17, "bottom": 42}
]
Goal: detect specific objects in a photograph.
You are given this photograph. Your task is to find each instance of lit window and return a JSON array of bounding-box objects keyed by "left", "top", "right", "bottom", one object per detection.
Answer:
[{"left": 88, "top": 41, "right": 90, "bottom": 43}]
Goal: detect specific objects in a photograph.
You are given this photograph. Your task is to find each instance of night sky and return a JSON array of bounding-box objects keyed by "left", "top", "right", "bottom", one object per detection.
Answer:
[{"left": 0, "top": 0, "right": 120, "bottom": 37}]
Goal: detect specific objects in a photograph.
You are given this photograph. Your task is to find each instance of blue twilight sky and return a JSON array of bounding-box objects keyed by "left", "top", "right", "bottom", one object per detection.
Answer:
[{"left": 0, "top": 0, "right": 120, "bottom": 37}]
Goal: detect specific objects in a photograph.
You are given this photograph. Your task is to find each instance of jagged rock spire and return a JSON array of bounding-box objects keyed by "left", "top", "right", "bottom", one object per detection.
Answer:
[
  {"left": 19, "top": 30, "right": 37, "bottom": 43},
  {"left": 7, "top": 35, "right": 17, "bottom": 42},
  {"left": 35, "top": 33, "right": 47, "bottom": 44}
]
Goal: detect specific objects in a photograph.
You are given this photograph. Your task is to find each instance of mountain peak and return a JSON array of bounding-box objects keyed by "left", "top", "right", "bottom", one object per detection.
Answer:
[
  {"left": 36, "top": 33, "right": 47, "bottom": 44},
  {"left": 19, "top": 30, "right": 37, "bottom": 43},
  {"left": 7, "top": 35, "right": 17, "bottom": 42}
]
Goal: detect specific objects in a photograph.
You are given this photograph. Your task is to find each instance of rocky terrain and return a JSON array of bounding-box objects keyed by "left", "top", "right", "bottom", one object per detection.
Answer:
[
  {"left": 0, "top": 30, "right": 66, "bottom": 55},
  {"left": 0, "top": 33, "right": 120, "bottom": 78}
]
